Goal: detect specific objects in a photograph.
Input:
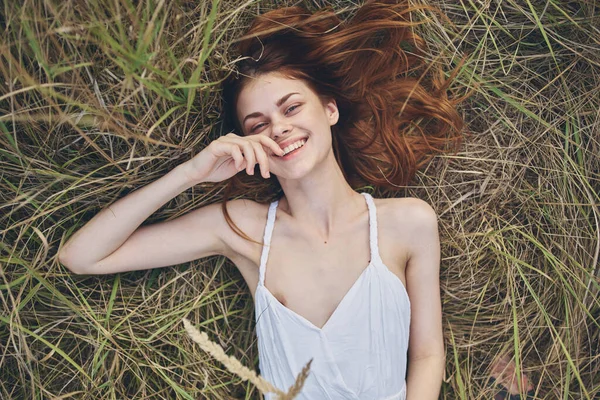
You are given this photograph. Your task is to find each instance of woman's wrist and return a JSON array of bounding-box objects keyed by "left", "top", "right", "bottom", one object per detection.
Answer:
[{"left": 174, "top": 161, "right": 205, "bottom": 188}]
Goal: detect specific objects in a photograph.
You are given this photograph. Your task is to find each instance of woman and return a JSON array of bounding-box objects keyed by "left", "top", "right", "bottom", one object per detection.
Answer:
[{"left": 58, "top": 1, "right": 526, "bottom": 399}]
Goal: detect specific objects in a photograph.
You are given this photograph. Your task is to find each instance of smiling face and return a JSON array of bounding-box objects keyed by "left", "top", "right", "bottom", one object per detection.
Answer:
[{"left": 235, "top": 71, "right": 339, "bottom": 179}]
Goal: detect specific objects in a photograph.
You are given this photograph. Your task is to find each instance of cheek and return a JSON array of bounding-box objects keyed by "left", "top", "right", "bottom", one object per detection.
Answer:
[{"left": 303, "top": 107, "right": 326, "bottom": 126}]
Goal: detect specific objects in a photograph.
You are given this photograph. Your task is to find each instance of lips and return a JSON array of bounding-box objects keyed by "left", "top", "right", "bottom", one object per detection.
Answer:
[
  {"left": 277, "top": 136, "right": 309, "bottom": 151},
  {"left": 279, "top": 138, "right": 309, "bottom": 160},
  {"left": 272, "top": 137, "right": 309, "bottom": 157}
]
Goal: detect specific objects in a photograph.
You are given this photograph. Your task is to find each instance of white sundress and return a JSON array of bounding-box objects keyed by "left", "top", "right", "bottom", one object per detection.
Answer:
[{"left": 254, "top": 192, "right": 412, "bottom": 399}]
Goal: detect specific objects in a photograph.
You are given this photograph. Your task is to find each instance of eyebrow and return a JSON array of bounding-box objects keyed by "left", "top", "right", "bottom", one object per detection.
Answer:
[{"left": 242, "top": 92, "right": 300, "bottom": 126}]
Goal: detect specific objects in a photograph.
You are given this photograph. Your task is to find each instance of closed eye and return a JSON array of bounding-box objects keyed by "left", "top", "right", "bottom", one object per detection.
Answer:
[
  {"left": 250, "top": 122, "right": 267, "bottom": 133},
  {"left": 285, "top": 104, "right": 301, "bottom": 114}
]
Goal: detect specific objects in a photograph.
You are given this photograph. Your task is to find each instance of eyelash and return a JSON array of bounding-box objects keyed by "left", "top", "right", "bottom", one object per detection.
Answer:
[
  {"left": 285, "top": 104, "right": 299, "bottom": 114},
  {"left": 250, "top": 104, "right": 301, "bottom": 133}
]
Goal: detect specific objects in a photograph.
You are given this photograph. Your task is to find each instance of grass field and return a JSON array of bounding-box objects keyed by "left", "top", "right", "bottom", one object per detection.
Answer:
[{"left": 1, "top": 0, "right": 599, "bottom": 398}]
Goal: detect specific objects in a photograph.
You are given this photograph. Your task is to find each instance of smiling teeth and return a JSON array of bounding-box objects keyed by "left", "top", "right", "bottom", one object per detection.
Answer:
[{"left": 282, "top": 139, "right": 306, "bottom": 156}]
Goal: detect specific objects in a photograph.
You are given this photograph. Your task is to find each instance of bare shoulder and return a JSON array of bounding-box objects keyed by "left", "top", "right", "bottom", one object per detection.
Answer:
[
  {"left": 216, "top": 198, "right": 270, "bottom": 266},
  {"left": 376, "top": 196, "right": 437, "bottom": 225},
  {"left": 387, "top": 197, "right": 436, "bottom": 220},
  {"left": 375, "top": 197, "right": 439, "bottom": 262}
]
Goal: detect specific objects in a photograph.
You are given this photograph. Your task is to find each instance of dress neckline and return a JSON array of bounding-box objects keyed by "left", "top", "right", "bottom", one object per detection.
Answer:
[
  {"left": 256, "top": 192, "right": 410, "bottom": 333},
  {"left": 258, "top": 192, "right": 380, "bottom": 332},
  {"left": 260, "top": 260, "right": 376, "bottom": 332}
]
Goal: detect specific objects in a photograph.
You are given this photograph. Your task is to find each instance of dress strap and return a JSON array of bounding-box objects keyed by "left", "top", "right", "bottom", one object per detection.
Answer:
[
  {"left": 361, "top": 192, "right": 381, "bottom": 264},
  {"left": 259, "top": 199, "right": 279, "bottom": 286}
]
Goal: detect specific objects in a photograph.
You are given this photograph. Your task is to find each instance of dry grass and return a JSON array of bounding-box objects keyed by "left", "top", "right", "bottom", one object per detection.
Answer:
[{"left": 1, "top": 0, "right": 598, "bottom": 399}]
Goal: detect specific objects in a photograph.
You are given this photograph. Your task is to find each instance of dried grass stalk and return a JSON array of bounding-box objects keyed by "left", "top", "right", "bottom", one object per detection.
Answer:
[{"left": 182, "top": 318, "right": 311, "bottom": 399}]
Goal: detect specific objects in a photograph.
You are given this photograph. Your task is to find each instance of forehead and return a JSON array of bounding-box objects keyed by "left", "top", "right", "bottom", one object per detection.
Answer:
[{"left": 236, "top": 72, "right": 314, "bottom": 116}]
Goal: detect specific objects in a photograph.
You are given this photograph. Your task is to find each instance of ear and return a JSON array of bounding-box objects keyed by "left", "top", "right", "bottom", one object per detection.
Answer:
[{"left": 324, "top": 98, "right": 339, "bottom": 126}]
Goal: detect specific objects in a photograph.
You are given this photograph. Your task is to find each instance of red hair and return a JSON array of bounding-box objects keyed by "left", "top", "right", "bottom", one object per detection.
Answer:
[{"left": 220, "top": 0, "right": 465, "bottom": 244}]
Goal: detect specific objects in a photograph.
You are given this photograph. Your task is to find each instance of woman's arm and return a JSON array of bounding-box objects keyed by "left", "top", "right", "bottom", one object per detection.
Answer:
[
  {"left": 58, "top": 133, "right": 284, "bottom": 275},
  {"left": 402, "top": 199, "right": 445, "bottom": 400},
  {"left": 58, "top": 164, "right": 202, "bottom": 273}
]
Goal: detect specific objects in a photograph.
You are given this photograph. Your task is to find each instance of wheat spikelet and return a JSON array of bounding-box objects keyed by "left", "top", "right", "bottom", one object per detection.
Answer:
[
  {"left": 182, "top": 318, "right": 285, "bottom": 396},
  {"left": 182, "top": 318, "right": 313, "bottom": 399},
  {"left": 280, "top": 358, "right": 313, "bottom": 400}
]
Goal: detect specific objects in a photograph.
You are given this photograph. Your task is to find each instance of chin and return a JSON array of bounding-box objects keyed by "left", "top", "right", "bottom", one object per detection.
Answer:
[{"left": 276, "top": 166, "right": 314, "bottom": 181}]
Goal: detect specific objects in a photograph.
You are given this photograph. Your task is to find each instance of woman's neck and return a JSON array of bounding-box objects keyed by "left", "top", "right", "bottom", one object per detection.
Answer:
[{"left": 276, "top": 151, "right": 365, "bottom": 243}]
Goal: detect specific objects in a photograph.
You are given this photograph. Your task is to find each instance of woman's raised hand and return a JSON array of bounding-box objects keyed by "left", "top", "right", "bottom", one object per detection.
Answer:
[{"left": 182, "top": 133, "right": 285, "bottom": 183}]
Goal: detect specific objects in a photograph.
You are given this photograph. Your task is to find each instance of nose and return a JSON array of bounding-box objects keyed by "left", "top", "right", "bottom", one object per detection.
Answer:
[{"left": 271, "top": 115, "right": 292, "bottom": 138}]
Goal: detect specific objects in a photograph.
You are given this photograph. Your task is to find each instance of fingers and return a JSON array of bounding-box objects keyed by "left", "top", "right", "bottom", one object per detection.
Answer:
[
  {"left": 221, "top": 133, "right": 280, "bottom": 178},
  {"left": 239, "top": 140, "right": 256, "bottom": 175},
  {"left": 256, "top": 135, "right": 285, "bottom": 157},
  {"left": 232, "top": 145, "right": 244, "bottom": 171},
  {"left": 251, "top": 141, "right": 270, "bottom": 178}
]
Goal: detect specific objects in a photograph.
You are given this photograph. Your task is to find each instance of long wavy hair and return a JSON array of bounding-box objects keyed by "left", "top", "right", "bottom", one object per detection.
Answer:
[{"left": 219, "top": 0, "right": 465, "bottom": 245}]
